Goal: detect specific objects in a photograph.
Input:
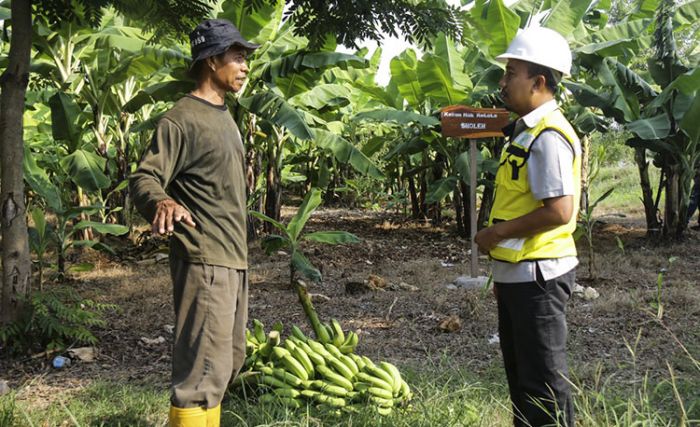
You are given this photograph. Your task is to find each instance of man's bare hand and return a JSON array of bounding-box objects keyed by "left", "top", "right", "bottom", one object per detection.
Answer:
[
  {"left": 152, "top": 199, "right": 196, "bottom": 235},
  {"left": 474, "top": 224, "right": 505, "bottom": 254}
]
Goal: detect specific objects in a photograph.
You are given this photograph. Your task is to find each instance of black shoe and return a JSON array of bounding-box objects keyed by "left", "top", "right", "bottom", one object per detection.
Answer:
[{"left": 691, "top": 224, "right": 700, "bottom": 231}]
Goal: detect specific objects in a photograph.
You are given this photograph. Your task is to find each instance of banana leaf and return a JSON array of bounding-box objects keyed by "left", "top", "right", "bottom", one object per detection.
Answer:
[
  {"left": 313, "top": 129, "right": 383, "bottom": 178},
  {"left": 417, "top": 53, "right": 470, "bottom": 106},
  {"left": 627, "top": 114, "right": 672, "bottom": 140},
  {"left": 219, "top": 0, "right": 284, "bottom": 44},
  {"left": 680, "top": 95, "right": 700, "bottom": 144},
  {"left": 260, "top": 234, "right": 289, "bottom": 255},
  {"left": 288, "top": 84, "right": 351, "bottom": 110},
  {"left": 304, "top": 231, "right": 360, "bottom": 244},
  {"left": 287, "top": 189, "right": 322, "bottom": 241},
  {"left": 249, "top": 211, "right": 288, "bottom": 237},
  {"left": 49, "top": 92, "right": 87, "bottom": 151},
  {"left": 542, "top": 0, "right": 595, "bottom": 37},
  {"left": 389, "top": 50, "right": 424, "bottom": 109},
  {"left": 72, "top": 221, "right": 129, "bottom": 235},
  {"left": 468, "top": 0, "right": 520, "bottom": 58},
  {"left": 23, "top": 147, "right": 64, "bottom": 213},
  {"left": 60, "top": 149, "right": 111, "bottom": 192},
  {"left": 260, "top": 51, "right": 367, "bottom": 82},
  {"left": 123, "top": 80, "right": 194, "bottom": 113},
  {"left": 239, "top": 90, "right": 314, "bottom": 140},
  {"left": 426, "top": 176, "right": 459, "bottom": 204},
  {"left": 353, "top": 109, "right": 439, "bottom": 127}
]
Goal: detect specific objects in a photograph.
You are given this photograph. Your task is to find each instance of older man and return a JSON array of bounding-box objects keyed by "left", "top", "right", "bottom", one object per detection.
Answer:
[{"left": 130, "top": 19, "right": 258, "bottom": 427}]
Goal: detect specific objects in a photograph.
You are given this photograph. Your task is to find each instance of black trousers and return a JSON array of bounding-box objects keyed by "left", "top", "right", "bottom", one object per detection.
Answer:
[{"left": 496, "top": 268, "right": 575, "bottom": 427}]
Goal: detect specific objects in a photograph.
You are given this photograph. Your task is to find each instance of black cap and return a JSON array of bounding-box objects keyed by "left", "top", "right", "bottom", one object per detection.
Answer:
[{"left": 189, "top": 19, "right": 260, "bottom": 67}]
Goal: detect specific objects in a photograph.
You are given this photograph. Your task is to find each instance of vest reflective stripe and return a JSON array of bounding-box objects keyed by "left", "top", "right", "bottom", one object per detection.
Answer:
[{"left": 487, "top": 109, "right": 581, "bottom": 263}]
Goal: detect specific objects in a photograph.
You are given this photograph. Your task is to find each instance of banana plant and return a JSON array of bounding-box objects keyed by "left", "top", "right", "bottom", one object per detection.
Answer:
[
  {"left": 24, "top": 147, "right": 128, "bottom": 275},
  {"left": 31, "top": 15, "right": 190, "bottom": 227},
  {"left": 250, "top": 188, "right": 360, "bottom": 286},
  {"left": 566, "top": 0, "right": 700, "bottom": 238},
  {"left": 27, "top": 208, "right": 53, "bottom": 290}
]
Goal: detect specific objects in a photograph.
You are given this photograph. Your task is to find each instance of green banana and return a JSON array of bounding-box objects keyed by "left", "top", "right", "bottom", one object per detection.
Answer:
[
  {"left": 379, "top": 361, "right": 402, "bottom": 395},
  {"left": 349, "top": 353, "right": 366, "bottom": 371},
  {"left": 272, "top": 367, "right": 304, "bottom": 387},
  {"left": 252, "top": 319, "right": 266, "bottom": 344},
  {"left": 314, "top": 393, "right": 347, "bottom": 408},
  {"left": 307, "top": 340, "right": 333, "bottom": 359},
  {"left": 290, "top": 325, "right": 308, "bottom": 342},
  {"left": 258, "top": 393, "right": 276, "bottom": 403},
  {"left": 272, "top": 346, "right": 291, "bottom": 360},
  {"left": 315, "top": 323, "right": 332, "bottom": 344},
  {"left": 317, "top": 365, "right": 353, "bottom": 391},
  {"left": 267, "top": 330, "right": 281, "bottom": 346},
  {"left": 324, "top": 323, "right": 335, "bottom": 343},
  {"left": 366, "top": 364, "right": 395, "bottom": 389},
  {"left": 356, "top": 372, "right": 393, "bottom": 392},
  {"left": 300, "top": 389, "right": 320, "bottom": 399},
  {"left": 258, "top": 341, "right": 274, "bottom": 358},
  {"left": 261, "top": 375, "right": 289, "bottom": 389},
  {"left": 352, "top": 382, "right": 372, "bottom": 392},
  {"left": 377, "top": 405, "right": 393, "bottom": 416},
  {"left": 368, "top": 387, "right": 394, "bottom": 400},
  {"left": 339, "top": 331, "right": 359, "bottom": 354},
  {"left": 330, "top": 319, "right": 346, "bottom": 347},
  {"left": 290, "top": 345, "right": 314, "bottom": 377},
  {"left": 318, "top": 383, "right": 350, "bottom": 397},
  {"left": 295, "top": 341, "right": 326, "bottom": 367},
  {"left": 245, "top": 329, "right": 259, "bottom": 346},
  {"left": 324, "top": 343, "right": 344, "bottom": 359},
  {"left": 369, "top": 396, "right": 395, "bottom": 407},
  {"left": 361, "top": 355, "right": 377, "bottom": 370},
  {"left": 281, "top": 354, "right": 309, "bottom": 381},
  {"left": 259, "top": 366, "right": 274, "bottom": 376},
  {"left": 273, "top": 387, "right": 301, "bottom": 399},
  {"left": 399, "top": 379, "right": 412, "bottom": 400},
  {"left": 339, "top": 354, "right": 359, "bottom": 376},
  {"left": 328, "top": 356, "right": 355, "bottom": 380}
]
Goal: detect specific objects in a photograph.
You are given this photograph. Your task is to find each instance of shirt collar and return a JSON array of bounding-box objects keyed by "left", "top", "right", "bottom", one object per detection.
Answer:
[{"left": 521, "top": 99, "right": 559, "bottom": 128}]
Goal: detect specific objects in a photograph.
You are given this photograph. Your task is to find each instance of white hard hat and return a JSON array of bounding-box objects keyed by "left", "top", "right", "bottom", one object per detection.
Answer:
[{"left": 496, "top": 26, "right": 572, "bottom": 76}]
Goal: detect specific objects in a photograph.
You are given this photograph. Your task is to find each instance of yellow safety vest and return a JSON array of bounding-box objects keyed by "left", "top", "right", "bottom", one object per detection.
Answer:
[{"left": 488, "top": 109, "right": 581, "bottom": 263}]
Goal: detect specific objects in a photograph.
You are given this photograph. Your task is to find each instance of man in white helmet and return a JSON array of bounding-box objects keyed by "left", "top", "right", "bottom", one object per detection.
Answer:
[{"left": 475, "top": 26, "right": 580, "bottom": 427}]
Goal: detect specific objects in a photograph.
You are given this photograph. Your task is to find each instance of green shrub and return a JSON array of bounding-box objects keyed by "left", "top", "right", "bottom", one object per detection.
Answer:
[{"left": 0, "top": 288, "right": 117, "bottom": 355}]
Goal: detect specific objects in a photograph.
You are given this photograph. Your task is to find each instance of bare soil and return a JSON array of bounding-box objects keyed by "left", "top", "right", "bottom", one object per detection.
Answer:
[{"left": 2, "top": 208, "right": 699, "bottom": 410}]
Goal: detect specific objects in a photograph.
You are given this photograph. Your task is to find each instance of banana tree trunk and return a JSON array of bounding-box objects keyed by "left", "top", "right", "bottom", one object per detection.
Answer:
[
  {"left": 264, "top": 134, "right": 282, "bottom": 233},
  {"left": 430, "top": 153, "right": 444, "bottom": 225},
  {"left": 580, "top": 135, "right": 590, "bottom": 213},
  {"left": 634, "top": 148, "right": 662, "bottom": 238},
  {"left": 453, "top": 182, "right": 465, "bottom": 236},
  {"left": 663, "top": 163, "right": 681, "bottom": 238},
  {"left": 477, "top": 181, "right": 494, "bottom": 232},
  {"left": 405, "top": 161, "right": 420, "bottom": 219},
  {"left": 460, "top": 181, "right": 471, "bottom": 236},
  {"left": 1, "top": 0, "right": 33, "bottom": 325}
]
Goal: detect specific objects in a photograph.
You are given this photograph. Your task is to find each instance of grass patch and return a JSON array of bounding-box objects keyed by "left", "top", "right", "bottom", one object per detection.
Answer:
[{"left": 5, "top": 357, "right": 697, "bottom": 426}]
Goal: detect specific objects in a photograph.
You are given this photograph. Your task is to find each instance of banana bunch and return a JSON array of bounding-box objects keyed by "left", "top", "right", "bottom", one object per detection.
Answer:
[
  {"left": 241, "top": 319, "right": 412, "bottom": 415},
  {"left": 300, "top": 319, "right": 359, "bottom": 354}
]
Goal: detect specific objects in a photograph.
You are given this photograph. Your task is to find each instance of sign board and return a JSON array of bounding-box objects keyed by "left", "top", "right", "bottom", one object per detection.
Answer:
[{"left": 440, "top": 106, "right": 510, "bottom": 138}]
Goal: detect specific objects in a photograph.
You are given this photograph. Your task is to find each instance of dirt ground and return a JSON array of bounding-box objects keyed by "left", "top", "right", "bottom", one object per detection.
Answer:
[{"left": 2, "top": 208, "right": 699, "bottom": 410}]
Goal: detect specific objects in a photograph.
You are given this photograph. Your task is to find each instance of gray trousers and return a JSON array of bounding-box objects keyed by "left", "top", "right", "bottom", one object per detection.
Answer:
[
  {"left": 169, "top": 257, "right": 248, "bottom": 408},
  {"left": 496, "top": 268, "right": 575, "bottom": 427}
]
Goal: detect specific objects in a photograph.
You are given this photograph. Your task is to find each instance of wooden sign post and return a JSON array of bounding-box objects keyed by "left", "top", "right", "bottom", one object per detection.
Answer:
[{"left": 440, "top": 106, "right": 509, "bottom": 278}]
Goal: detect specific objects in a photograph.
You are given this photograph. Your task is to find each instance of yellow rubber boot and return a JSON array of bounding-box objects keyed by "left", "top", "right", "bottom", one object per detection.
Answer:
[
  {"left": 206, "top": 404, "right": 221, "bottom": 427},
  {"left": 169, "top": 405, "right": 207, "bottom": 427}
]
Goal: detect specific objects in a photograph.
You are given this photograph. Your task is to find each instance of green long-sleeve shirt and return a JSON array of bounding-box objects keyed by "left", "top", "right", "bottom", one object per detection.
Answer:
[{"left": 130, "top": 95, "right": 247, "bottom": 269}]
